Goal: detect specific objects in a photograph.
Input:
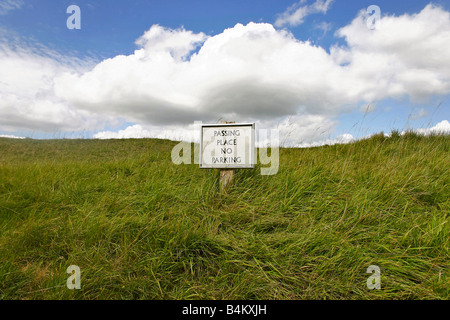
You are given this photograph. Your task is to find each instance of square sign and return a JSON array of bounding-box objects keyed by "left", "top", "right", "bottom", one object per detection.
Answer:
[{"left": 200, "top": 123, "right": 255, "bottom": 169}]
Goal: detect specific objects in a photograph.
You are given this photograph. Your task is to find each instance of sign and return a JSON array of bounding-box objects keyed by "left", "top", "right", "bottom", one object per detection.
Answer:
[{"left": 200, "top": 123, "right": 255, "bottom": 169}]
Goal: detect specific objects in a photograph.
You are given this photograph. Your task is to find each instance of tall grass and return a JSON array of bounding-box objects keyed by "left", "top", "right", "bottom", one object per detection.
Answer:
[{"left": 0, "top": 133, "right": 448, "bottom": 299}]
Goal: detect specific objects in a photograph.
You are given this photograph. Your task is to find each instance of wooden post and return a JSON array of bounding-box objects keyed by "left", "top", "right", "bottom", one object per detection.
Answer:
[
  {"left": 220, "top": 169, "right": 234, "bottom": 192},
  {"left": 220, "top": 120, "right": 235, "bottom": 192}
]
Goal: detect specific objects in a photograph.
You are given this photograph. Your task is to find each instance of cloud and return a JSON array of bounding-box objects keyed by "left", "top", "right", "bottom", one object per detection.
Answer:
[
  {"left": 295, "top": 120, "right": 450, "bottom": 147},
  {"left": 135, "top": 25, "right": 208, "bottom": 62},
  {"left": 332, "top": 4, "right": 450, "bottom": 103},
  {"left": 0, "top": 34, "right": 110, "bottom": 132},
  {"left": 94, "top": 115, "right": 337, "bottom": 149},
  {"left": 411, "top": 108, "right": 428, "bottom": 120},
  {"left": 295, "top": 133, "right": 354, "bottom": 148},
  {"left": 56, "top": 5, "right": 450, "bottom": 129},
  {"left": 315, "top": 21, "right": 332, "bottom": 37},
  {"left": 55, "top": 22, "right": 346, "bottom": 126},
  {"left": 0, "top": 133, "right": 25, "bottom": 139},
  {"left": 382, "top": 120, "right": 450, "bottom": 137},
  {"left": 275, "top": 0, "right": 334, "bottom": 27},
  {"left": 93, "top": 123, "right": 196, "bottom": 141},
  {"left": 1, "top": 4, "right": 450, "bottom": 146},
  {"left": 93, "top": 113, "right": 335, "bottom": 145},
  {"left": 259, "top": 115, "right": 336, "bottom": 147},
  {"left": 0, "top": 0, "right": 23, "bottom": 15},
  {"left": 409, "top": 120, "right": 450, "bottom": 135}
]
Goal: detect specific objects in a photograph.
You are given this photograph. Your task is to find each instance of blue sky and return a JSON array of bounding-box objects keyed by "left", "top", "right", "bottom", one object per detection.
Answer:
[
  {"left": 0, "top": 0, "right": 449, "bottom": 144},
  {"left": 4, "top": 0, "right": 449, "bottom": 57}
]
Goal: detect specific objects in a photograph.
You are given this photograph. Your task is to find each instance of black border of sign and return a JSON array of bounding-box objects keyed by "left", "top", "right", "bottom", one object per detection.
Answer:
[{"left": 199, "top": 123, "right": 256, "bottom": 169}]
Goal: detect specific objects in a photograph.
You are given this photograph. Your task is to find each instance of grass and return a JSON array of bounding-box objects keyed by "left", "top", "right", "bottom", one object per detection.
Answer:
[{"left": 0, "top": 132, "right": 448, "bottom": 299}]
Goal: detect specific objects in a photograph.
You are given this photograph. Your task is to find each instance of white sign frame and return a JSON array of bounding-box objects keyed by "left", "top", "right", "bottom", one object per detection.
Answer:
[{"left": 200, "top": 123, "right": 255, "bottom": 169}]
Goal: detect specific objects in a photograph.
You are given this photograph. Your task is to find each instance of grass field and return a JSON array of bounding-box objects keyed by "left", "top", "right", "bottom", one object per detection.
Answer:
[{"left": 0, "top": 132, "right": 448, "bottom": 299}]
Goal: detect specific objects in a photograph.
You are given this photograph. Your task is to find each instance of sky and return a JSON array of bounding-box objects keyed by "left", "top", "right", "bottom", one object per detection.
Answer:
[{"left": 0, "top": 0, "right": 449, "bottom": 146}]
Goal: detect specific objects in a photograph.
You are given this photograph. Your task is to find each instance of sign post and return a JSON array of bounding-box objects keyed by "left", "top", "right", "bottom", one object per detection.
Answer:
[
  {"left": 200, "top": 121, "right": 255, "bottom": 192},
  {"left": 219, "top": 121, "right": 235, "bottom": 192}
]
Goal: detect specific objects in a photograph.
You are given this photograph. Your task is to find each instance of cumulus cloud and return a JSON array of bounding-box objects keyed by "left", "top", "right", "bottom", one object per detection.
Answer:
[
  {"left": 1, "top": 4, "right": 450, "bottom": 145},
  {"left": 332, "top": 4, "right": 450, "bottom": 103},
  {"left": 56, "top": 5, "right": 450, "bottom": 131},
  {"left": 55, "top": 22, "right": 346, "bottom": 127},
  {"left": 94, "top": 123, "right": 196, "bottom": 141},
  {"left": 409, "top": 120, "right": 450, "bottom": 135},
  {"left": 293, "top": 120, "right": 450, "bottom": 147},
  {"left": 295, "top": 133, "right": 354, "bottom": 148},
  {"left": 0, "top": 35, "right": 111, "bottom": 132},
  {"left": 135, "top": 25, "right": 208, "bottom": 62},
  {"left": 275, "top": 0, "right": 334, "bottom": 27},
  {"left": 0, "top": 133, "right": 25, "bottom": 139},
  {"left": 94, "top": 115, "right": 337, "bottom": 149},
  {"left": 258, "top": 115, "right": 336, "bottom": 147}
]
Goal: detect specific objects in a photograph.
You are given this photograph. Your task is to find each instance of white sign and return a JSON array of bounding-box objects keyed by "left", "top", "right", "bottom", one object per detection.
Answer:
[{"left": 200, "top": 123, "right": 255, "bottom": 169}]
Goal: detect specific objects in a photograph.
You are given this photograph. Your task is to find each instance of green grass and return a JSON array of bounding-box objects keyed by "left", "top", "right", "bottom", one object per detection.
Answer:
[{"left": 0, "top": 132, "right": 448, "bottom": 299}]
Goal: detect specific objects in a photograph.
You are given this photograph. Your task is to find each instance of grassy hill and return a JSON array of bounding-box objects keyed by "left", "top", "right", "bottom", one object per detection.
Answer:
[{"left": 0, "top": 132, "right": 448, "bottom": 299}]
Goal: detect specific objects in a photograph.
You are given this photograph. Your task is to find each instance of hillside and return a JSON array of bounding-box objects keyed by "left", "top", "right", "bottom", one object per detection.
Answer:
[{"left": 0, "top": 133, "right": 448, "bottom": 299}]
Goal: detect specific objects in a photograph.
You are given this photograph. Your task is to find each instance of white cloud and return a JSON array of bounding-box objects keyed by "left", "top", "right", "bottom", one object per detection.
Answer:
[
  {"left": 332, "top": 4, "right": 450, "bottom": 103},
  {"left": 94, "top": 115, "right": 336, "bottom": 149},
  {"left": 55, "top": 22, "right": 346, "bottom": 126},
  {"left": 1, "top": 4, "right": 450, "bottom": 146},
  {"left": 295, "top": 133, "right": 354, "bottom": 148},
  {"left": 275, "top": 0, "right": 334, "bottom": 27},
  {"left": 295, "top": 119, "right": 450, "bottom": 148},
  {"left": 135, "top": 25, "right": 208, "bottom": 62},
  {"left": 409, "top": 120, "right": 450, "bottom": 135},
  {"left": 315, "top": 21, "right": 332, "bottom": 37},
  {"left": 411, "top": 108, "right": 428, "bottom": 120},
  {"left": 0, "top": 133, "right": 25, "bottom": 139},
  {"left": 94, "top": 123, "right": 198, "bottom": 141},
  {"left": 382, "top": 120, "right": 450, "bottom": 137},
  {"left": 56, "top": 5, "right": 450, "bottom": 130},
  {"left": 259, "top": 115, "right": 336, "bottom": 147},
  {"left": 0, "top": 0, "right": 23, "bottom": 15},
  {"left": 0, "top": 35, "right": 111, "bottom": 132},
  {"left": 94, "top": 125, "right": 152, "bottom": 139}
]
